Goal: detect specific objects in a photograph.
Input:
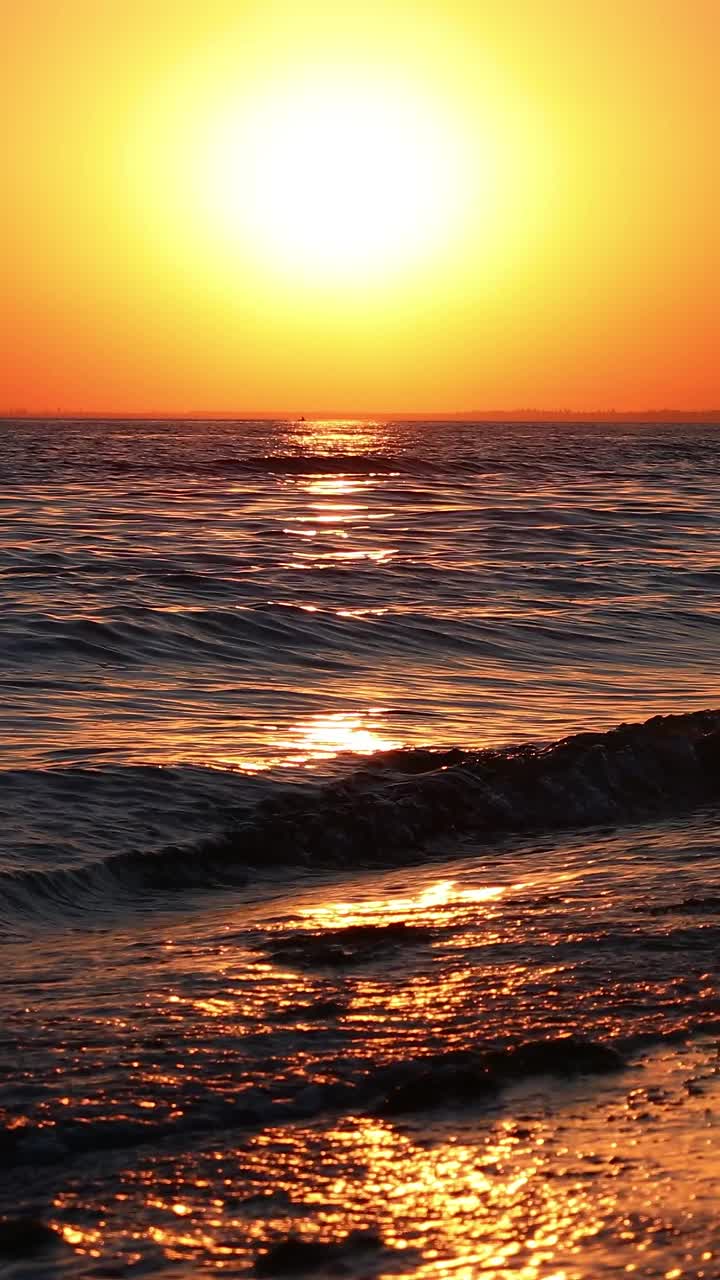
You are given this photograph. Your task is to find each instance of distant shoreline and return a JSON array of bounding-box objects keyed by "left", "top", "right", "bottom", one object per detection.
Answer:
[{"left": 2, "top": 411, "right": 720, "bottom": 424}]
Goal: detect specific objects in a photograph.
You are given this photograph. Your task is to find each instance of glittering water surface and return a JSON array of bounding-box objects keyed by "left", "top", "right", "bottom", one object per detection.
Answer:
[
  {"left": 2, "top": 418, "right": 720, "bottom": 1277},
  {"left": 1, "top": 418, "right": 719, "bottom": 778},
  {"left": 4, "top": 817, "right": 720, "bottom": 1277}
]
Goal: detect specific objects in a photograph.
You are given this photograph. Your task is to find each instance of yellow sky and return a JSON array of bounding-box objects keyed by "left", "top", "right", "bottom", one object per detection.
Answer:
[{"left": 2, "top": 0, "right": 718, "bottom": 414}]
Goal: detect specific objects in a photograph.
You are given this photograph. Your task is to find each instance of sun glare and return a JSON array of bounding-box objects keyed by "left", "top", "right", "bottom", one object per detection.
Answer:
[{"left": 197, "top": 78, "right": 475, "bottom": 283}]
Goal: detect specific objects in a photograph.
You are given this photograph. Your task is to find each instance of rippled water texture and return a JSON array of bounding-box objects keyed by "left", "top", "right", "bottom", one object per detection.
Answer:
[
  {"left": 1, "top": 417, "right": 719, "bottom": 774},
  {"left": 4, "top": 817, "right": 720, "bottom": 1278}
]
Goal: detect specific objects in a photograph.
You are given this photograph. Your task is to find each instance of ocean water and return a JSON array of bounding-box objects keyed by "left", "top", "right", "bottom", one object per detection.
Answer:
[{"left": 1, "top": 417, "right": 720, "bottom": 1278}]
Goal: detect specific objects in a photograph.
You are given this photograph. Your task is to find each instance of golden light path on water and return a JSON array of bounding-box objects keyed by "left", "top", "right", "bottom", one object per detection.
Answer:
[
  {"left": 302, "top": 878, "right": 508, "bottom": 927},
  {"left": 219, "top": 461, "right": 406, "bottom": 771},
  {"left": 54, "top": 1076, "right": 720, "bottom": 1279},
  {"left": 25, "top": 827, "right": 720, "bottom": 1277},
  {"left": 218, "top": 708, "right": 403, "bottom": 771},
  {"left": 52, "top": 1019, "right": 720, "bottom": 1279}
]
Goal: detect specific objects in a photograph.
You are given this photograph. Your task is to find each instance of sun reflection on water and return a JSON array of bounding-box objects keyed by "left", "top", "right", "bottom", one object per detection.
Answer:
[
  {"left": 280, "top": 471, "right": 398, "bottom": 570},
  {"left": 38, "top": 824, "right": 720, "bottom": 1277},
  {"left": 219, "top": 708, "right": 404, "bottom": 772},
  {"left": 288, "top": 420, "right": 388, "bottom": 455},
  {"left": 51, "top": 1108, "right": 651, "bottom": 1277},
  {"left": 301, "top": 878, "right": 508, "bottom": 930}
]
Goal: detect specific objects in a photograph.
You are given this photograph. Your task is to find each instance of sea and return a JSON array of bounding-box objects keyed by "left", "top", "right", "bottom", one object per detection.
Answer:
[{"left": 1, "top": 416, "right": 720, "bottom": 1279}]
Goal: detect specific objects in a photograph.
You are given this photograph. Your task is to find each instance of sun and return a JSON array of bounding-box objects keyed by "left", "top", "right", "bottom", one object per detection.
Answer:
[{"left": 197, "top": 77, "right": 472, "bottom": 284}]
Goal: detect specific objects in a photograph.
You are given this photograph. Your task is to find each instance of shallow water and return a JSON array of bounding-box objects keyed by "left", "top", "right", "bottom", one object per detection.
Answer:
[{"left": 3, "top": 814, "right": 720, "bottom": 1277}]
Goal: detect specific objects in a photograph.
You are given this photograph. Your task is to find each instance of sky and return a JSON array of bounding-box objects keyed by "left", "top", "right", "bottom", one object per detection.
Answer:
[{"left": 2, "top": 0, "right": 718, "bottom": 415}]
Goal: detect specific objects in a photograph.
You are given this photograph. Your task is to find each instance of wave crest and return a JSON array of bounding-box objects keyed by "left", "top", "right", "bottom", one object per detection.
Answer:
[{"left": 2, "top": 711, "right": 720, "bottom": 932}]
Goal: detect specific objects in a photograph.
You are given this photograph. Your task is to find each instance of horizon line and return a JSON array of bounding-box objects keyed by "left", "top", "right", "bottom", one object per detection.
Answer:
[{"left": 2, "top": 408, "right": 720, "bottom": 423}]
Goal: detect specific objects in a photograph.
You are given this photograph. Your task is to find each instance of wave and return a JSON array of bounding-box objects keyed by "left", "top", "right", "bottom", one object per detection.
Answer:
[
  {"left": 63, "top": 452, "right": 438, "bottom": 479},
  {"left": 4, "top": 602, "right": 719, "bottom": 671},
  {"left": 0, "top": 1032, "right": 630, "bottom": 1169},
  {"left": 2, "top": 710, "right": 720, "bottom": 931},
  {"left": 221, "top": 453, "right": 416, "bottom": 475},
  {"left": 0, "top": 449, "right": 519, "bottom": 484},
  {"left": 4, "top": 1018, "right": 719, "bottom": 1169}
]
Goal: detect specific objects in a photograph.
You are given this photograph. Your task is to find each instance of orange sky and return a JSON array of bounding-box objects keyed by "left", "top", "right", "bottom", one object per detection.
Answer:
[{"left": 2, "top": 0, "right": 718, "bottom": 415}]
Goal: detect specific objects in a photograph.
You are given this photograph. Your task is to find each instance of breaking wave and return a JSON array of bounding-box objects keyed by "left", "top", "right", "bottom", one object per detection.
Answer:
[{"left": 2, "top": 710, "right": 719, "bottom": 931}]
